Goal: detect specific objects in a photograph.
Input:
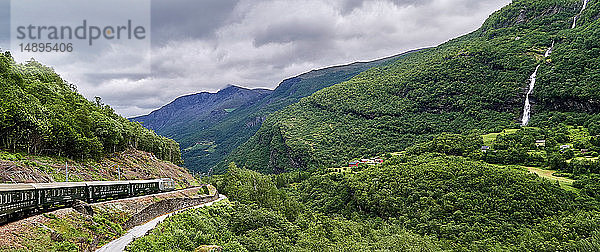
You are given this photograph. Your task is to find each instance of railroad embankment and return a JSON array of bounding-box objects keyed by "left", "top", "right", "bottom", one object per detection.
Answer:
[
  {"left": 0, "top": 149, "right": 198, "bottom": 188},
  {"left": 0, "top": 185, "right": 218, "bottom": 251}
]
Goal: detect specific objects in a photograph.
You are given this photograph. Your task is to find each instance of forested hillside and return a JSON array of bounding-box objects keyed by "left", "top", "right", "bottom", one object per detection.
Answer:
[
  {"left": 129, "top": 154, "right": 600, "bottom": 251},
  {"left": 133, "top": 53, "right": 415, "bottom": 173},
  {"left": 225, "top": 0, "right": 600, "bottom": 173},
  {"left": 0, "top": 52, "right": 181, "bottom": 164}
]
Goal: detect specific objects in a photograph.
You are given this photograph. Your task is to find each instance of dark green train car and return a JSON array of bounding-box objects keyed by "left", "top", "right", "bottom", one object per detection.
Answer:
[
  {"left": 86, "top": 181, "right": 130, "bottom": 202},
  {"left": 0, "top": 184, "right": 37, "bottom": 223},
  {"left": 130, "top": 180, "right": 160, "bottom": 196},
  {"left": 32, "top": 182, "right": 88, "bottom": 208},
  {"left": 1, "top": 178, "right": 178, "bottom": 225}
]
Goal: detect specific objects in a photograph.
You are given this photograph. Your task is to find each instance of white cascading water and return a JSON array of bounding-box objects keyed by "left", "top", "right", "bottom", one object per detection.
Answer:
[
  {"left": 521, "top": 44, "right": 553, "bottom": 126},
  {"left": 521, "top": 0, "right": 589, "bottom": 126},
  {"left": 545, "top": 40, "right": 554, "bottom": 57},
  {"left": 521, "top": 66, "right": 540, "bottom": 126},
  {"left": 572, "top": 0, "right": 590, "bottom": 28}
]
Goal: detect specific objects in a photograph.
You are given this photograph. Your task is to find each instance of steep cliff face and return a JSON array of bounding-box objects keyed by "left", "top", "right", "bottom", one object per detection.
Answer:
[{"left": 225, "top": 0, "right": 600, "bottom": 173}]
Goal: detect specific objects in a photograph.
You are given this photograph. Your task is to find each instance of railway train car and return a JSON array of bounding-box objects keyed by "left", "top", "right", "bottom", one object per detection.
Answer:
[
  {"left": 0, "top": 178, "right": 177, "bottom": 225},
  {"left": 86, "top": 181, "right": 131, "bottom": 202},
  {"left": 130, "top": 180, "right": 160, "bottom": 196},
  {"left": 0, "top": 184, "right": 37, "bottom": 224},
  {"left": 32, "top": 182, "right": 88, "bottom": 208},
  {"left": 158, "top": 178, "right": 176, "bottom": 191}
]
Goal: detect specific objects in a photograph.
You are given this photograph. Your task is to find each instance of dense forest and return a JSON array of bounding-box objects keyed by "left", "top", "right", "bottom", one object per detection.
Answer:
[
  {"left": 0, "top": 52, "right": 182, "bottom": 163},
  {"left": 223, "top": 0, "right": 600, "bottom": 174},
  {"left": 129, "top": 154, "right": 600, "bottom": 251}
]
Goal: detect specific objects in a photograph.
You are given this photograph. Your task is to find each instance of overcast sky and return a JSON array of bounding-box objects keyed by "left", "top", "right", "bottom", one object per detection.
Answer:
[{"left": 0, "top": 0, "right": 511, "bottom": 117}]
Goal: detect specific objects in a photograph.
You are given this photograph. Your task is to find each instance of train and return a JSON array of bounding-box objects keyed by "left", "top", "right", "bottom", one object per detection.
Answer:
[{"left": 0, "top": 178, "right": 176, "bottom": 224}]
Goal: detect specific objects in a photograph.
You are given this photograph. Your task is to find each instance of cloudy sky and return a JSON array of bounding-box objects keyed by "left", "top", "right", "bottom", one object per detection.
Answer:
[{"left": 0, "top": 0, "right": 511, "bottom": 117}]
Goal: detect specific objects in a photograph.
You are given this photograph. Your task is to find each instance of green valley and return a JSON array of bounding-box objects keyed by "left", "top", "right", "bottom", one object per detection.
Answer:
[
  {"left": 3, "top": 0, "right": 600, "bottom": 251},
  {"left": 131, "top": 52, "right": 416, "bottom": 174},
  {"left": 224, "top": 0, "right": 600, "bottom": 174},
  {"left": 124, "top": 0, "right": 600, "bottom": 251}
]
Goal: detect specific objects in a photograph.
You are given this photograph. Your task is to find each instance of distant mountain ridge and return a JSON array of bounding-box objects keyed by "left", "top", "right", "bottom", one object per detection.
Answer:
[
  {"left": 131, "top": 52, "right": 418, "bottom": 172},
  {"left": 131, "top": 86, "right": 272, "bottom": 134}
]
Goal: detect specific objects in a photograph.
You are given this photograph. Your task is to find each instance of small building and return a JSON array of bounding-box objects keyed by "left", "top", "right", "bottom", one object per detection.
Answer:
[
  {"left": 481, "top": 146, "right": 491, "bottom": 152},
  {"left": 581, "top": 149, "right": 589, "bottom": 154},
  {"left": 349, "top": 161, "right": 359, "bottom": 167},
  {"left": 560, "top": 145, "right": 572, "bottom": 150},
  {"left": 535, "top": 140, "right": 546, "bottom": 147}
]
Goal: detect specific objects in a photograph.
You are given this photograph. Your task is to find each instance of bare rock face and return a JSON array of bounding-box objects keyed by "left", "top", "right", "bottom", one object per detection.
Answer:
[{"left": 72, "top": 200, "right": 94, "bottom": 216}]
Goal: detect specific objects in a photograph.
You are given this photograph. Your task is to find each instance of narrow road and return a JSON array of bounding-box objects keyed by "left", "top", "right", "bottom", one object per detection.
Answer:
[{"left": 96, "top": 194, "right": 227, "bottom": 252}]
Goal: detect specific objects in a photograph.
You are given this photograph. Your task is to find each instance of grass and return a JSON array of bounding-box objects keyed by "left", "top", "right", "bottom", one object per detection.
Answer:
[
  {"left": 482, "top": 129, "right": 520, "bottom": 146},
  {"left": 492, "top": 163, "right": 576, "bottom": 191},
  {"left": 524, "top": 166, "right": 576, "bottom": 191},
  {"left": 9, "top": 208, "right": 129, "bottom": 252}
]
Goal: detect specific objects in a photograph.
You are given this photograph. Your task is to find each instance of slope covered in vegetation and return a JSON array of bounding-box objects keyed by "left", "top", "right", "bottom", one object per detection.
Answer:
[
  {"left": 0, "top": 52, "right": 181, "bottom": 164},
  {"left": 225, "top": 0, "right": 600, "bottom": 173},
  {"left": 129, "top": 154, "right": 600, "bottom": 251},
  {"left": 131, "top": 85, "right": 273, "bottom": 135},
  {"left": 0, "top": 149, "right": 197, "bottom": 187}
]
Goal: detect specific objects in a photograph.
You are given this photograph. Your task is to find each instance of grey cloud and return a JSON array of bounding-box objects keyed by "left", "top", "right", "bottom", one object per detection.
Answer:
[
  {"left": 0, "top": 0, "right": 9, "bottom": 50},
  {"left": 253, "top": 20, "right": 334, "bottom": 47},
  {"left": 340, "top": 0, "right": 433, "bottom": 14},
  {"left": 151, "top": 0, "right": 239, "bottom": 45},
  {"left": 4, "top": 0, "right": 512, "bottom": 117}
]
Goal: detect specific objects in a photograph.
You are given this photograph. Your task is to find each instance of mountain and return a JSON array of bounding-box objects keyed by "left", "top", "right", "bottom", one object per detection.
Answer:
[
  {"left": 132, "top": 53, "right": 416, "bottom": 173},
  {"left": 0, "top": 52, "right": 182, "bottom": 164},
  {"left": 130, "top": 85, "right": 273, "bottom": 134},
  {"left": 225, "top": 0, "right": 600, "bottom": 173}
]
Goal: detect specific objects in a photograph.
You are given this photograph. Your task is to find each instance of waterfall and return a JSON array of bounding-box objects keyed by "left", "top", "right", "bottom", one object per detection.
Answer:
[
  {"left": 572, "top": 0, "right": 590, "bottom": 28},
  {"left": 521, "top": 65, "right": 540, "bottom": 126},
  {"left": 521, "top": 0, "right": 589, "bottom": 126},
  {"left": 521, "top": 44, "right": 553, "bottom": 126},
  {"left": 544, "top": 41, "right": 554, "bottom": 57}
]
